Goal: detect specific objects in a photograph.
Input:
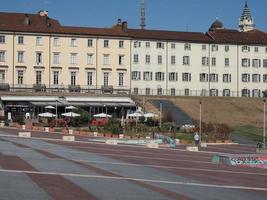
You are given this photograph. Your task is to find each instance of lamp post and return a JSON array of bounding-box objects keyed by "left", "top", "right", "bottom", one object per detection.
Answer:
[
  {"left": 199, "top": 101, "right": 202, "bottom": 145},
  {"left": 264, "top": 99, "right": 266, "bottom": 149},
  {"left": 135, "top": 106, "right": 138, "bottom": 132},
  {"left": 159, "top": 102, "right": 162, "bottom": 129},
  {"left": 55, "top": 99, "right": 58, "bottom": 128}
]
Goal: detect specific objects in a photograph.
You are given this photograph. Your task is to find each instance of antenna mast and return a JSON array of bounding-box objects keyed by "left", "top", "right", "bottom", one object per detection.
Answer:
[{"left": 140, "top": 0, "right": 146, "bottom": 29}]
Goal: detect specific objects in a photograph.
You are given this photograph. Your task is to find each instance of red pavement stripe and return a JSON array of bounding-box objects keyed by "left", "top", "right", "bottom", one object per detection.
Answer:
[
  {"left": 28, "top": 174, "right": 99, "bottom": 200},
  {"left": 34, "top": 149, "right": 63, "bottom": 159},
  {"left": 0, "top": 146, "right": 99, "bottom": 200},
  {"left": 40, "top": 143, "right": 193, "bottom": 200},
  {"left": 0, "top": 153, "right": 36, "bottom": 171}
]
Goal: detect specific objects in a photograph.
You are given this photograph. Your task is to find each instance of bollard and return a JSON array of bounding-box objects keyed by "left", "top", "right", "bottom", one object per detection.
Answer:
[
  {"left": 146, "top": 142, "right": 159, "bottom": 148},
  {"left": 62, "top": 135, "right": 75, "bottom": 141},
  {"left": 18, "top": 132, "right": 31, "bottom": 138},
  {"left": 106, "top": 139, "right": 118, "bottom": 145},
  {"left": 186, "top": 146, "right": 199, "bottom": 152}
]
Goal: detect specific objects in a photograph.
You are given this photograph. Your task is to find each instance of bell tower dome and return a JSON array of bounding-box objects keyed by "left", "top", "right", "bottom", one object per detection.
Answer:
[{"left": 239, "top": 1, "right": 254, "bottom": 32}]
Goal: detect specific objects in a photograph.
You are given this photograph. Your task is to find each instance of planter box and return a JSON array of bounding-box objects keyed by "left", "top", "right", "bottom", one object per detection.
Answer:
[
  {"left": 16, "top": 124, "right": 22, "bottom": 129},
  {"left": 104, "top": 133, "right": 112, "bottom": 138},
  {"left": 79, "top": 131, "right": 87, "bottom": 135},
  {"left": 86, "top": 132, "right": 93, "bottom": 136},
  {"left": 26, "top": 125, "right": 32, "bottom": 129},
  {"left": 62, "top": 129, "right": 68, "bottom": 134},
  {"left": 97, "top": 133, "right": 104, "bottom": 137}
]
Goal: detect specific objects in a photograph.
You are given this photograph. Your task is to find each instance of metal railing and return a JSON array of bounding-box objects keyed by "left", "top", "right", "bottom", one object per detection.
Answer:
[{"left": 0, "top": 83, "right": 265, "bottom": 98}]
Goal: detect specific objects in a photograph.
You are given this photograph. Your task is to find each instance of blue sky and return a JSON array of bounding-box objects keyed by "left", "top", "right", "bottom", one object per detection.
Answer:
[{"left": 2, "top": 0, "right": 267, "bottom": 32}]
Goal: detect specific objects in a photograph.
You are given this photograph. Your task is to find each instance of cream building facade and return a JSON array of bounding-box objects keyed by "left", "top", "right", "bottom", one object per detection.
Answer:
[{"left": 0, "top": 13, "right": 131, "bottom": 94}]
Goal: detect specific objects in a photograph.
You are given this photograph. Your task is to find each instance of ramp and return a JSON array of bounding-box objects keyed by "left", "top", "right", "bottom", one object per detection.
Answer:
[{"left": 151, "top": 99, "right": 192, "bottom": 126}]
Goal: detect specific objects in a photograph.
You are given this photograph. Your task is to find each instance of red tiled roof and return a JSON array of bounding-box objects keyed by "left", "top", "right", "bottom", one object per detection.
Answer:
[
  {"left": 0, "top": 12, "right": 130, "bottom": 37},
  {"left": 0, "top": 12, "right": 61, "bottom": 33},
  {"left": 0, "top": 12, "right": 267, "bottom": 45},
  {"left": 207, "top": 29, "right": 267, "bottom": 45},
  {"left": 128, "top": 29, "right": 212, "bottom": 43}
]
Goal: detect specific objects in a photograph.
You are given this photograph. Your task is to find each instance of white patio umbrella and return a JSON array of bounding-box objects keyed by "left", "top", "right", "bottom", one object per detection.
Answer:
[
  {"left": 45, "top": 105, "right": 55, "bottom": 109},
  {"left": 38, "top": 112, "right": 56, "bottom": 118},
  {"left": 61, "top": 112, "right": 80, "bottom": 117},
  {"left": 127, "top": 112, "right": 143, "bottom": 118},
  {"left": 65, "top": 105, "right": 77, "bottom": 110},
  {"left": 93, "top": 113, "right": 112, "bottom": 118},
  {"left": 144, "top": 112, "right": 158, "bottom": 118}
]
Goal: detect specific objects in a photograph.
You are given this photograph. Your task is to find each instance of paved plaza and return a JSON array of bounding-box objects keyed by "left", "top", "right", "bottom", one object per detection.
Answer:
[{"left": 0, "top": 128, "right": 267, "bottom": 200}]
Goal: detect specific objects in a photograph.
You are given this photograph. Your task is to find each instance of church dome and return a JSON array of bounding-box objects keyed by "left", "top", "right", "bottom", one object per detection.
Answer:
[{"left": 209, "top": 19, "right": 224, "bottom": 31}]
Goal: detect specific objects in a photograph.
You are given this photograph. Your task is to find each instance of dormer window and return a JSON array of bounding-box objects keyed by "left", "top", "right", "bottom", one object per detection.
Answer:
[
  {"left": 134, "top": 41, "right": 141, "bottom": 48},
  {"left": 71, "top": 38, "right": 77, "bottom": 47},
  {"left": 184, "top": 43, "right": 191, "bottom": 51},
  {"left": 36, "top": 36, "right": 42, "bottom": 45},
  {"left": 211, "top": 44, "right": 218, "bottom": 51},
  {"left": 0, "top": 35, "right": 5, "bottom": 44},
  {"left": 18, "top": 36, "right": 24, "bottom": 45},
  {"left": 242, "top": 46, "right": 250, "bottom": 52},
  {"left": 156, "top": 42, "right": 164, "bottom": 49},
  {"left": 103, "top": 40, "right": 109, "bottom": 48}
]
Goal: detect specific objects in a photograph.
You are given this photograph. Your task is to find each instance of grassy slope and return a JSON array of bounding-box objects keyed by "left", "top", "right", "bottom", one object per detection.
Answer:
[{"left": 133, "top": 96, "right": 265, "bottom": 140}]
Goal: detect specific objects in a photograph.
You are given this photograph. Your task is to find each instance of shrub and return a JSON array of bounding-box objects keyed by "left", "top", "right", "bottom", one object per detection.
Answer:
[{"left": 17, "top": 116, "right": 25, "bottom": 125}]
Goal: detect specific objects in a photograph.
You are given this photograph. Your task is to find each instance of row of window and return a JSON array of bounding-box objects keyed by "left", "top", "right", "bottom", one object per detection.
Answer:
[
  {"left": 132, "top": 71, "right": 192, "bottom": 81},
  {"left": 2, "top": 50, "right": 267, "bottom": 68},
  {"left": 133, "top": 54, "right": 267, "bottom": 67},
  {"left": 131, "top": 71, "right": 267, "bottom": 83},
  {"left": 0, "top": 70, "right": 125, "bottom": 87},
  {"left": 133, "top": 40, "right": 267, "bottom": 53},
  {"left": 1, "top": 34, "right": 267, "bottom": 53},
  {"left": 241, "top": 58, "right": 267, "bottom": 67},
  {"left": 0, "top": 35, "right": 125, "bottom": 48},
  {"left": 132, "top": 87, "right": 262, "bottom": 97},
  {"left": 0, "top": 51, "right": 125, "bottom": 66}
]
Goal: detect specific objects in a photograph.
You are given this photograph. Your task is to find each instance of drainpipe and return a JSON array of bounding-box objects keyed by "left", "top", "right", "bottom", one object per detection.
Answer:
[
  {"left": 12, "top": 32, "right": 15, "bottom": 91},
  {"left": 48, "top": 34, "right": 51, "bottom": 89}
]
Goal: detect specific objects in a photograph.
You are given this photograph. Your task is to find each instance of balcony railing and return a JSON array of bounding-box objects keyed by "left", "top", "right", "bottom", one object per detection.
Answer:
[
  {"left": 0, "top": 83, "right": 265, "bottom": 98},
  {"left": 2, "top": 84, "right": 131, "bottom": 95}
]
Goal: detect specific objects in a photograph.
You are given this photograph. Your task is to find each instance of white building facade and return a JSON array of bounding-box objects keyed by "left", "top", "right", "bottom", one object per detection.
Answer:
[{"left": 130, "top": 2, "right": 267, "bottom": 97}]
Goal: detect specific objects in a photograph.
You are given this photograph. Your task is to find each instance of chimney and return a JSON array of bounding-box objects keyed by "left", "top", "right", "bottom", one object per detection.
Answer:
[
  {"left": 117, "top": 18, "right": 122, "bottom": 25},
  {"left": 24, "top": 14, "right": 30, "bottom": 25},
  {"left": 122, "top": 21, "right": 128, "bottom": 32},
  {"left": 38, "top": 10, "right": 48, "bottom": 17}
]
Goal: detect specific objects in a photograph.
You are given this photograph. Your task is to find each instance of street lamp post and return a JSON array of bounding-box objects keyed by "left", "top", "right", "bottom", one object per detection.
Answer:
[
  {"left": 159, "top": 102, "right": 162, "bottom": 129},
  {"left": 199, "top": 101, "right": 202, "bottom": 145},
  {"left": 55, "top": 99, "right": 58, "bottom": 128},
  {"left": 264, "top": 99, "right": 266, "bottom": 149},
  {"left": 135, "top": 106, "right": 138, "bottom": 132}
]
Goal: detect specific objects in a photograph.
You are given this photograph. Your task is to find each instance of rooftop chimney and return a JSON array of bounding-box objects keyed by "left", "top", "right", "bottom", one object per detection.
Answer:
[
  {"left": 38, "top": 10, "right": 48, "bottom": 17},
  {"left": 24, "top": 14, "right": 30, "bottom": 25},
  {"left": 122, "top": 21, "right": 128, "bottom": 32},
  {"left": 117, "top": 18, "right": 122, "bottom": 25}
]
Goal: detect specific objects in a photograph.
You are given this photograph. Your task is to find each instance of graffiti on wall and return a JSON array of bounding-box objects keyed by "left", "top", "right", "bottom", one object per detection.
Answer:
[{"left": 229, "top": 156, "right": 267, "bottom": 169}]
